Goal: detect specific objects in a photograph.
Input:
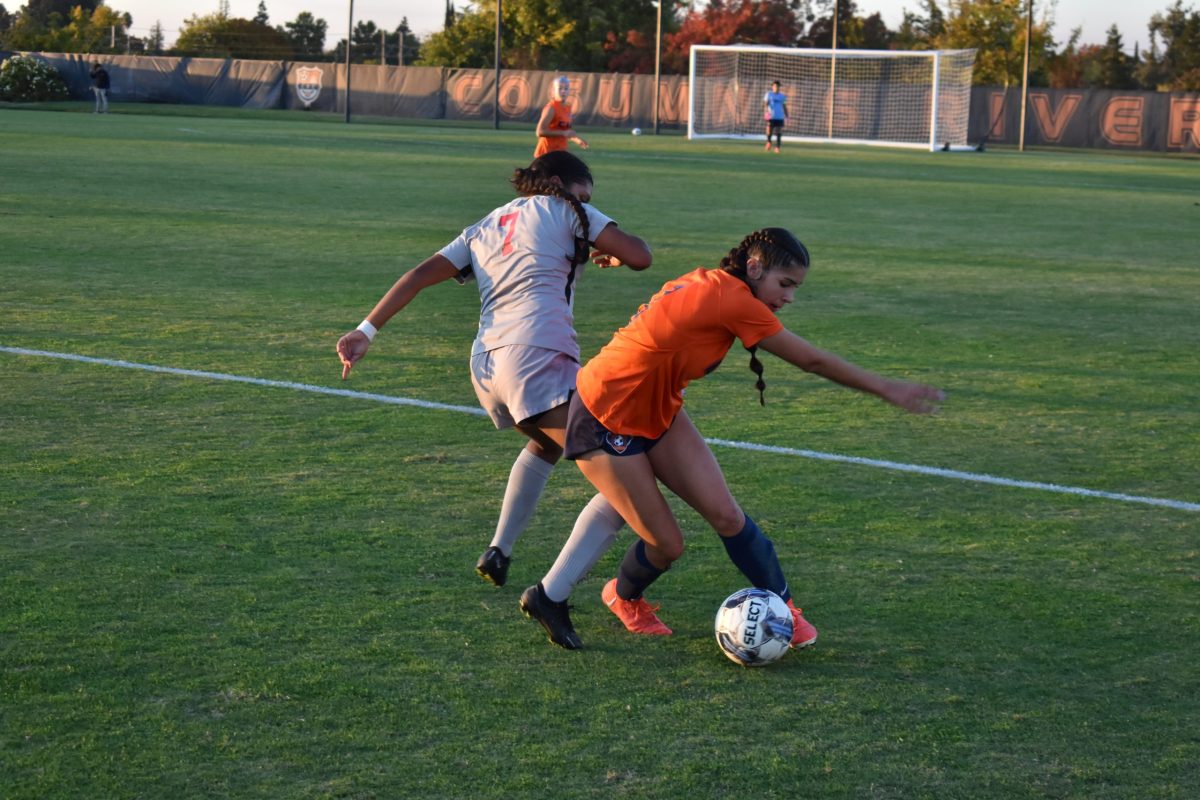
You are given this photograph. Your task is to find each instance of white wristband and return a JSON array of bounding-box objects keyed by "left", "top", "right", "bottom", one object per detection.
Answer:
[{"left": 356, "top": 320, "right": 378, "bottom": 342}]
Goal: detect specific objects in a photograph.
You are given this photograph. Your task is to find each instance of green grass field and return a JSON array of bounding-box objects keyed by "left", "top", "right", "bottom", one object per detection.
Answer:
[{"left": 2, "top": 103, "right": 1198, "bottom": 799}]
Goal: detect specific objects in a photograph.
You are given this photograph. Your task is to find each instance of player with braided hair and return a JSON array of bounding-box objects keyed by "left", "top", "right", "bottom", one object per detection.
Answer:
[
  {"left": 520, "top": 227, "right": 943, "bottom": 650},
  {"left": 337, "top": 151, "right": 650, "bottom": 591}
]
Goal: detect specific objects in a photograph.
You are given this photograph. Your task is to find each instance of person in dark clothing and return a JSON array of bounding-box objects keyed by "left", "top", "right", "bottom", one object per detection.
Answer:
[{"left": 90, "top": 62, "right": 109, "bottom": 113}]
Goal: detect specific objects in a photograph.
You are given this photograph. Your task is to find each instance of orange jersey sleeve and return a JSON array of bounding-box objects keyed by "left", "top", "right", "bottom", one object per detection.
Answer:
[{"left": 577, "top": 268, "right": 784, "bottom": 438}]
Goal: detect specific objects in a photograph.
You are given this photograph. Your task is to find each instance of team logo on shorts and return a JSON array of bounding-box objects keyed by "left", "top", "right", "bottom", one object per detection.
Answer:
[
  {"left": 605, "top": 433, "right": 631, "bottom": 454},
  {"left": 296, "top": 66, "right": 323, "bottom": 107}
]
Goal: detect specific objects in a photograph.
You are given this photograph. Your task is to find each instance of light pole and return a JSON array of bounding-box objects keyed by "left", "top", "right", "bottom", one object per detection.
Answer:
[
  {"left": 494, "top": 0, "right": 502, "bottom": 130},
  {"left": 827, "top": 0, "right": 839, "bottom": 139},
  {"left": 1019, "top": 0, "right": 1033, "bottom": 151},
  {"left": 653, "top": 0, "right": 664, "bottom": 134},
  {"left": 344, "top": 0, "right": 353, "bottom": 123}
]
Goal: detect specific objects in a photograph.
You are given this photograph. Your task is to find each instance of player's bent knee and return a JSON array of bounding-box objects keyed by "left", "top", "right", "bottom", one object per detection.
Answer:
[
  {"left": 656, "top": 538, "right": 685, "bottom": 564},
  {"left": 707, "top": 506, "right": 746, "bottom": 537},
  {"left": 519, "top": 430, "right": 563, "bottom": 463},
  {"left": 529, "top": 441, "right": 563, "bottom": 463}
]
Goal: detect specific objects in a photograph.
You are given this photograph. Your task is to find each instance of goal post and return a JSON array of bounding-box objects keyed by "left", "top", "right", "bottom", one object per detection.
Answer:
[{"left": 688, "top": 45, "right": 977, "bottom": 152}]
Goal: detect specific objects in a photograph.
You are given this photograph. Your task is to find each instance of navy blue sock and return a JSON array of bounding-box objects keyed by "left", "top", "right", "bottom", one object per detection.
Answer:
[
  {"left": 720, "top": 514, "right": 791, "bottom": 603},
  {"left": 615, "top": 539, "right": 666, "bottom": 601}
]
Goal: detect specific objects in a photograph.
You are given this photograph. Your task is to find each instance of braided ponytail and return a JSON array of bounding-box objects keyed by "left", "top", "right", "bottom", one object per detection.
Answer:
[
  {"left": 511, "top": 151, "right": 592, "bottom": 273},
  {"left": 720, "top": 227, "right": 811, "bottom": 405},
  {"left": 747, "top": 346, "right": 767, "bottom": 406}
]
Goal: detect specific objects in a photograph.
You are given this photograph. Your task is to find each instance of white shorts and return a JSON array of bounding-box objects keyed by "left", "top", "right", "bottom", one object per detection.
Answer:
[{"left": 470, "top": 345, "right": 579, "bottom": 429}]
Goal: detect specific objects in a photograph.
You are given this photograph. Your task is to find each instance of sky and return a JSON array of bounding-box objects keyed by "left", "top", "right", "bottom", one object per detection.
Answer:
[{"left": 114, "top": 0, "right": 1158, "bottom": 54}]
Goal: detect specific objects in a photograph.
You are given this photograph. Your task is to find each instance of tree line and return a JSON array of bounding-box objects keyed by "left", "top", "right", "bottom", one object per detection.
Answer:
[{"left": 2, "top": 0, "right": 1198, "bottom": 91}]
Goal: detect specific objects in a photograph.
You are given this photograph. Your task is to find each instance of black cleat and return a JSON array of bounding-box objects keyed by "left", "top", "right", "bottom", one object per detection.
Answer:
[
  {"left": 520, "top": 583, "right": 583, "bottom": 650},
  {"left": 476, "top": 546, "right": 511, "bottom": 587}
]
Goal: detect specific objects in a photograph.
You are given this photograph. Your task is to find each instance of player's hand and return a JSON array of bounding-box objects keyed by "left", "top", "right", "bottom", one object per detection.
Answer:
[
  {"left": 591, "top": 250, "right": 623, "bottom": 269},
  {"left": 572, "top": 136, "right": 589, "bottom": 150},
  {"left": 336, "top": 330, "right": 371, "bottom": 380},
  {"left": 882, "top": 379, "right": 944, "bottom": 415}
]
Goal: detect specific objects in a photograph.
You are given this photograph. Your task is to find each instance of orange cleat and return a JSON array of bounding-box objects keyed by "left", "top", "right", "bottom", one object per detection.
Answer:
[
  {"left": 786, "top": 599, "right": 818, "bottom": 648},
  {"left": 601, "top": 578, "right": 672, "bottom": 635}
]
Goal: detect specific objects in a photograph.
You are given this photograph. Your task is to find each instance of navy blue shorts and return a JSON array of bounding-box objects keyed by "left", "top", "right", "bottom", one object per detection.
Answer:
[{"left": 563, "top": 392, "right": 663, "bottom": 460}]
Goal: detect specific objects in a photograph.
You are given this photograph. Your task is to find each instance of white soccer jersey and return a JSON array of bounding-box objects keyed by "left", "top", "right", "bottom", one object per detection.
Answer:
[{"left": 438, "top": 194, "right": 615, "bottom": 360}]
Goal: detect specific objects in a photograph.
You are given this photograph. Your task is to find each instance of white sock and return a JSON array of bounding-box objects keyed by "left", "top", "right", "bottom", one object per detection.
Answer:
[
  {"left": 542, "top": 493, "right": 625, "bottom": 602},
  {"left": 489, "top": 447, "right": 554, "bottom": 556}
]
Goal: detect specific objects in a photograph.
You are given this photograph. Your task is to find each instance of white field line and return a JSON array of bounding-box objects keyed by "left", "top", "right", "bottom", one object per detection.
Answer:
[
  {"left": 5, "top": 345, "right": 1198, "bottom": 513},
  {"left": 2, "top": 346, "right": 487, "bottom": 417}
]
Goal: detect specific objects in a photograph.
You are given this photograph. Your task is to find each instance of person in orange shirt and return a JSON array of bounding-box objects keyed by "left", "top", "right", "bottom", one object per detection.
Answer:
[
  {"left": 534, "top": 76, "right": 588, "bottom": 158},
  {"left": 520, "top": 227, "right": 944, "bottom": 650}
]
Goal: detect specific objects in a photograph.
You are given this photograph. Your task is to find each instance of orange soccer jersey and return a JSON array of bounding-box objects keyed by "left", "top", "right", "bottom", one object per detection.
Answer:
[
  {"left": 576, "top": 268, "right": 784, "bottom": 438},
  {"left": 533, "top": 100, "right": 573, "bottom": 158}
]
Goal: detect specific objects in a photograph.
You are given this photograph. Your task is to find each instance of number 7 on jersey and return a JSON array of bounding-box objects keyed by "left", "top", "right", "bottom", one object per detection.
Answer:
[{"left": 498, "top": 212, "right": 519, "bottom": 256}]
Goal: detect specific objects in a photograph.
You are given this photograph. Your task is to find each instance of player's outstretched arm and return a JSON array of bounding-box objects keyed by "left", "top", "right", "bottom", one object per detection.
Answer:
[
  {"left": 590, "top": 222, "right": 652, "bottom": 271},
  {"left": 336, "top": 254, "right": 461, "bottom": 380},
  {"left": 757, "top": 329, "right": 943, "bottom": 414}
]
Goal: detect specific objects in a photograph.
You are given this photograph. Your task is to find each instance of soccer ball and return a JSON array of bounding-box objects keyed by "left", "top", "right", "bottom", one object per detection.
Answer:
[
  {"left": 714, "top": 588, "right": 793, "bottom": 667},
  {"left": 631, "top": 127, "right": 642, "bottom": 136}
]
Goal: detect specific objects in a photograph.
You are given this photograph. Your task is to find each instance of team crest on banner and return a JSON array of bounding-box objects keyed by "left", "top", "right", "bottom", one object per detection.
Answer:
[{"left": 296, "top": 66, "right": 323, "bottom": 107}]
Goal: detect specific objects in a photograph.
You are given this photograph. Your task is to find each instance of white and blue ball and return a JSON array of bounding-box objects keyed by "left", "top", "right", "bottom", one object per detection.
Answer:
[
  {"left": 631, "top": 127, "right": 642, "bottom": 136},
  {"left": 714, "top": 588, "right": 792, "bottom": 667}
]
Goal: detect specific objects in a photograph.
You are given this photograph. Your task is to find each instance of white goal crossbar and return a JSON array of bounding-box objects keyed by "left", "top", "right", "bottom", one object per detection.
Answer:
[{"left": 688, "top": 45, "right": 977, "bottom": 151}]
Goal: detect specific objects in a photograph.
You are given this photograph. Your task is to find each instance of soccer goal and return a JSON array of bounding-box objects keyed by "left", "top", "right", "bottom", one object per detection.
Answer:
[{"left": 688, "top": 45, "right": 977, "bottom": 151}]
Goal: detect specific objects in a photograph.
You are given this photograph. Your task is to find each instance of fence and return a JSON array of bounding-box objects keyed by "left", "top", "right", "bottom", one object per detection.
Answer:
[
  {"left": 15, "top": 52, "right": 689, "bottom": 130},
  {"left": 7, "top": 52, "right": 1199, "bottom": 152},
  {"left": 969, "top": 85, "right": 1200, "bottom": 152}
]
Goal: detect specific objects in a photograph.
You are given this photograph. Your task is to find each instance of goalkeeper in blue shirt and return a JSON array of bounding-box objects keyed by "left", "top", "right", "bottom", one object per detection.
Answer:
[{"left": 763, "top": 80, "right": 788, "bottom": 153}]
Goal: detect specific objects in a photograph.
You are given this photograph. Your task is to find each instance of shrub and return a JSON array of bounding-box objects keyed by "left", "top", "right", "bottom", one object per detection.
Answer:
[{"left": 0, "top": 54, "right": 70, "bottom": 102}]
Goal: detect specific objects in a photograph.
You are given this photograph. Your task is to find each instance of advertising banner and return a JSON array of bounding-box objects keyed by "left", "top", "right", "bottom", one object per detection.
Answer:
[{"left": 969, "top": 86, "right": 1200, "bottom": 153}]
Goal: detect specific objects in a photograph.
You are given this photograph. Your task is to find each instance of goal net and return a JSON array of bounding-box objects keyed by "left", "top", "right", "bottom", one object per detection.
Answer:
[{"left": 688, "top": 45, "right": 976, "bottom": 151}]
